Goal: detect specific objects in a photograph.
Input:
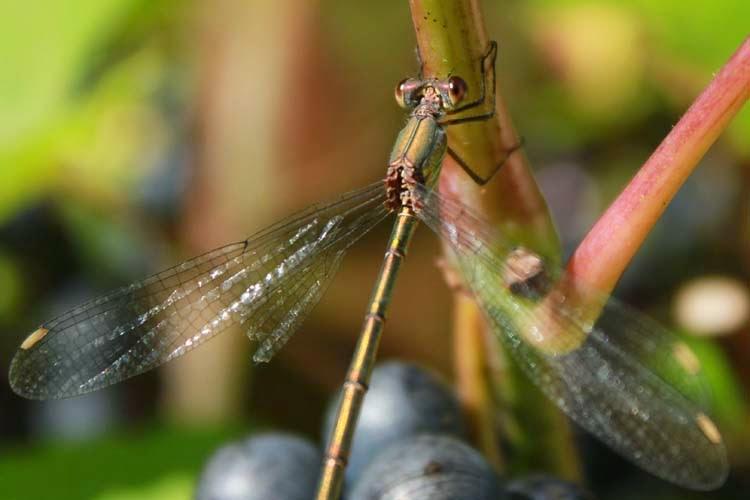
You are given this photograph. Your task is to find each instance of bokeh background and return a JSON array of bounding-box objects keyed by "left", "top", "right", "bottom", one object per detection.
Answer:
[{"left": 0, "top": 0, "right": 748, "bottom": 498}]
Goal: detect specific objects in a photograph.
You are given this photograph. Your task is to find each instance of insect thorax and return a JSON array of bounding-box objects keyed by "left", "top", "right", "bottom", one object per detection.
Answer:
[{"left": 385, "top": 115, "right": 447, "bottom": 212}]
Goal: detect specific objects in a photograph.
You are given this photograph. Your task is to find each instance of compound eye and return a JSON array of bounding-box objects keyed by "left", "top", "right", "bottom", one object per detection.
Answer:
[
  {"left": 447, "top": 76, "right": 467, "bottom": 106},
  {"left": 395, "top": 78, "right": 421, "bottom": 108},
  {"left": 394, "top": 79, "right": 408, "bottom": 108}
]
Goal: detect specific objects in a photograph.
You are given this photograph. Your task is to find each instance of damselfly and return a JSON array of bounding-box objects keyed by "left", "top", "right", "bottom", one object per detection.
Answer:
[{"left": 9, "top": 41, "right": 728, "bottom": 497}]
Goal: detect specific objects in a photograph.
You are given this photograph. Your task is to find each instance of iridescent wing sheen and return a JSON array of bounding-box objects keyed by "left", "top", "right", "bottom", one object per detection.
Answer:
[
  {"left": 10, "top": 182, "right": 389, "bottom": 399},
  {"left": 413, "top": 184, "right": 728, "bottom": 490}
]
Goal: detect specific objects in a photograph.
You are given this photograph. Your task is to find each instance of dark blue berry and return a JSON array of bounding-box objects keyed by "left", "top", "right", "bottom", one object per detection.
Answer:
[
  {"left": 349, "top": 434, "right": 505, "bottom": 499},
  {"left": 322, "top": 361, "right": 466, "bottom": 492},
  {"left": 195, "top": 432, "right": 320, "bottom": 500},
  {"left": 506, "top": 474, "right": 595, "bottom": 500}
]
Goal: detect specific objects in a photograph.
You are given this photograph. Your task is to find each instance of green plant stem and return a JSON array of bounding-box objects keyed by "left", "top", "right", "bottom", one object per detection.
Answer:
[
  {"left": 408, "top": 0, "right": 581, "bottom": 481},
  {"left": 452, "top": 292, "right": 504, "bottom": 470}
]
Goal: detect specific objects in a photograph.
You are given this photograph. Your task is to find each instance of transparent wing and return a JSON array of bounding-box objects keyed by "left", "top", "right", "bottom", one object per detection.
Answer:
[
  {"left": 413, "top": 184, "right": 728, "bottom": 490},
  {"left": 10, "top": 182, "right": 389, "bottom": 400},
  {"left": 248, "top": 248, "right": 346, "bottom": 363}
]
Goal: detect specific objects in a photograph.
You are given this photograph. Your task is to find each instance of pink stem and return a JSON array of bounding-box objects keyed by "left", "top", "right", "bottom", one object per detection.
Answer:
[{"left": 568, "top": 37, "right": 750, "bottom": 296}]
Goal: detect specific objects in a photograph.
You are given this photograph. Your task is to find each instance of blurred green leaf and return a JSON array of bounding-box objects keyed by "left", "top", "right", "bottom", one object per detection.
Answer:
[
  {"left": 681, "top": 335, "right": 748, "bottom": 437},
  {"left": 0, "top": 251, "right": 23, "bottom": 320},
  {"left": 528, "top": 0, "right": 748, "bottom": 62},
  {"left": 0, "top": 0, "right": 139, "bottom": 147},
  {"left": 96, "top": 474, "right": 193, "bottom": 500},
  {"left": 625, "top": 0, "right": 750, "bottom": 156},
  {"left": 625, "top": 0, "right": 748, "bottom": 65},
  {"left": 0, "top": 48, "right": 169, "bottom": 224},
  {"left": 521, "top": 0, "right": 748, "bottom": 153},
  {"left": 0, "top": 424, "right": 244, "bottom": 500},
  {"left": 0, "top": 0, "right": 173, "bottom": 225}
]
